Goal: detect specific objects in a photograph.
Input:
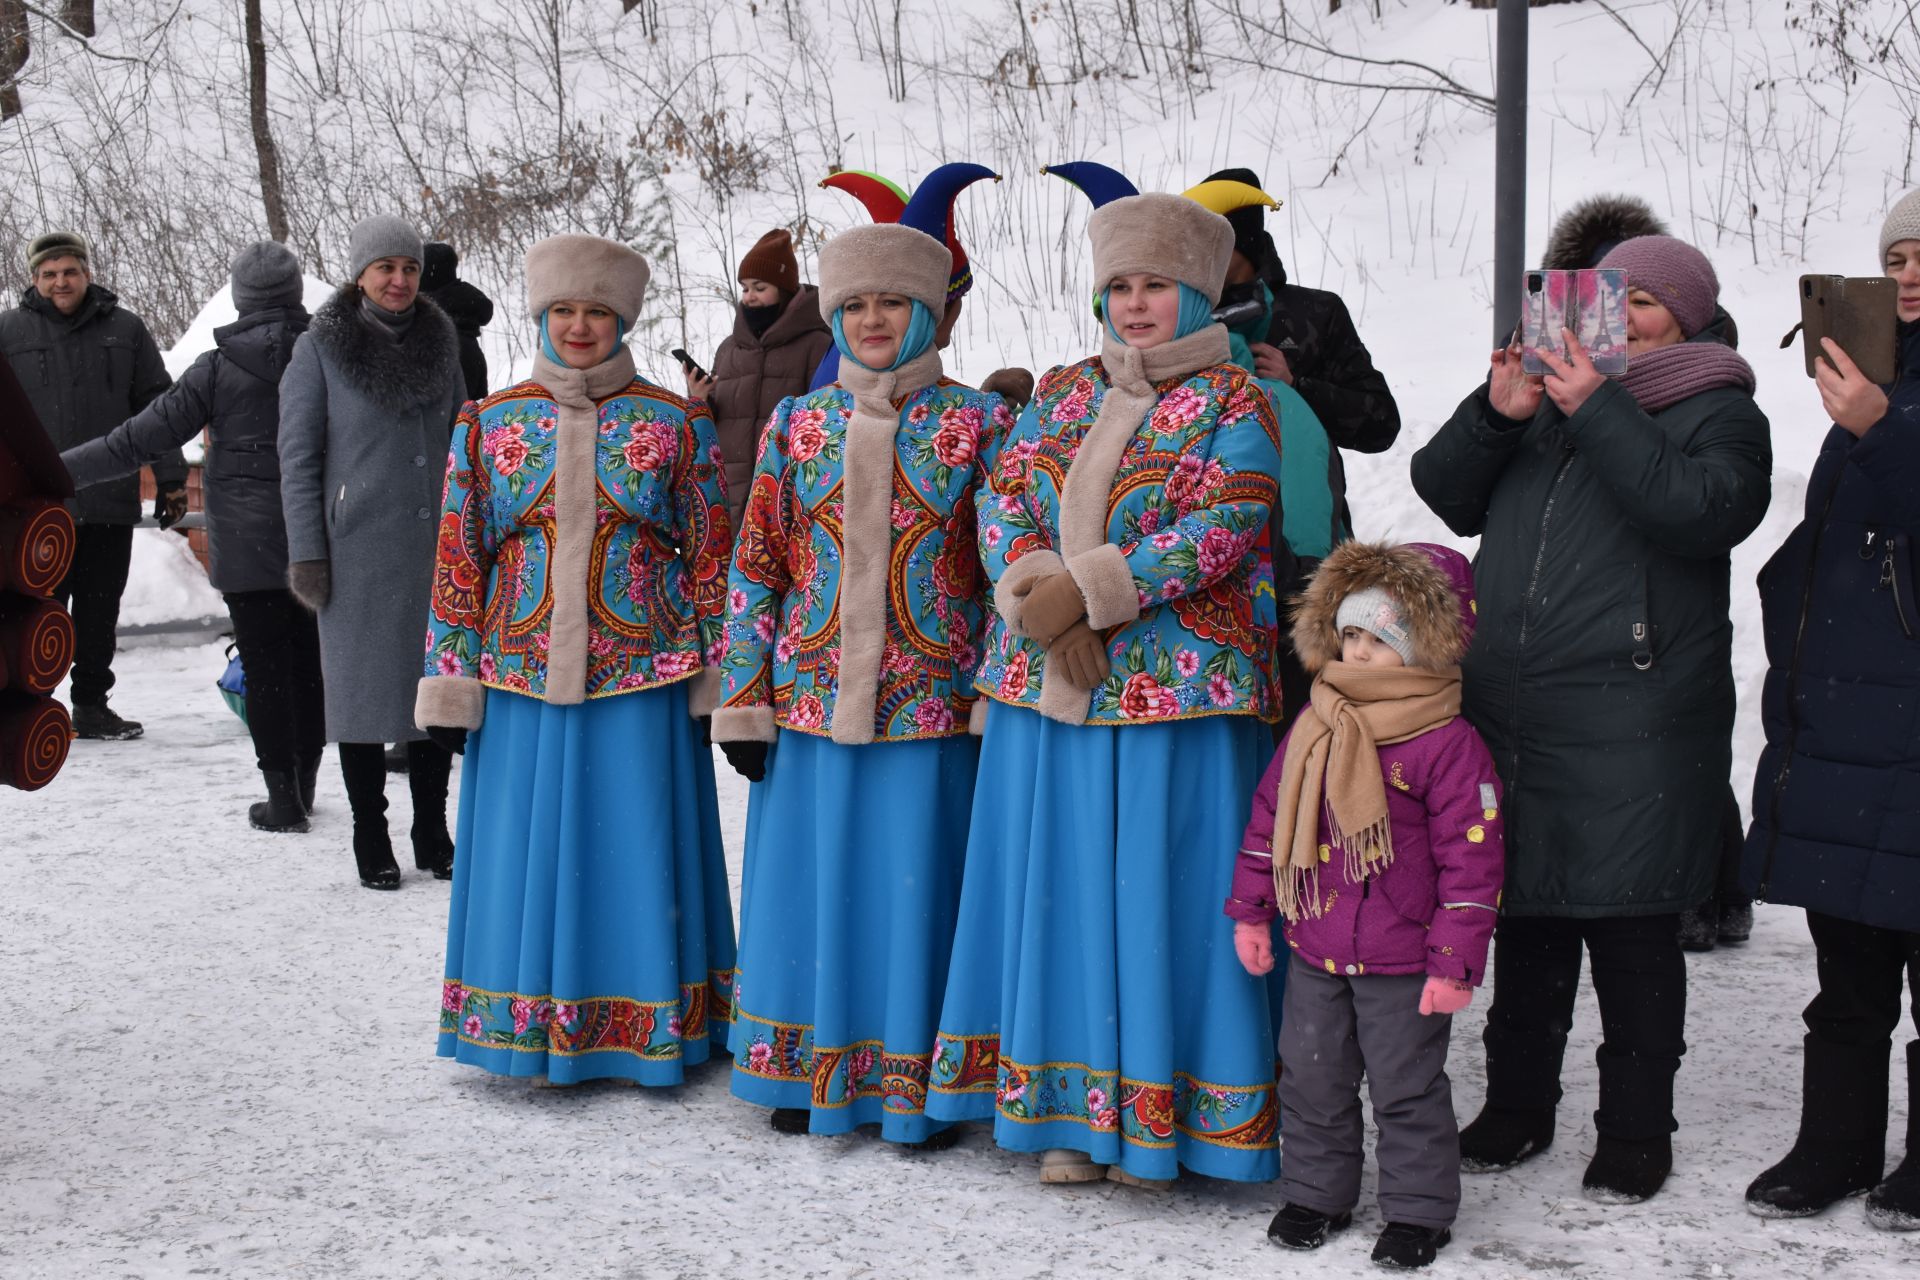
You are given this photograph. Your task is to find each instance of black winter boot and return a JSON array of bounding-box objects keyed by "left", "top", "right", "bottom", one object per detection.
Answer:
[
  {"left": 1458, "top": 1107, "right": 1556, "bottom": 1173},
  {"left": 412, "top": 825, "right": 455, "bottom": 879},
  {"left": 1865, "top": 1042, "right": 1920, "bottom": 1231},
  {"left": 406, "top": 739, "right": 455, "bottom": 877},
  {"left": 1746, "top": 1035, "right": 1888, "bottom": 1218},
  {"left": 1266, "top": 1202, "right": 1352, "bottom": 1250},
  {"left": 71, "top": 699, "right": 143, "bottom": 741},
  {"left": 295, "top": 756, "right": 321, "bottom": 816},
  {"left": 1677, "top": 901, "right": 1718, "bottom": 952},
  {"left": 1371, "top": 1223, "right": 1451, "bottom": 1269},
  {"left": 1583, "top": 1134, "right": 1672, "bottom": 1203},
  {"left": 249, "top": 770, "right": 311, "bottom": 833},
  {"left": 770, "top": 1108, "right": 810, "bottom": 1135},
  {"left": 1716, "top": 898, "right": 1753, "bottom": 944},
  {"left": 353, "top": 825, "right": 401, "bottom": 890}
]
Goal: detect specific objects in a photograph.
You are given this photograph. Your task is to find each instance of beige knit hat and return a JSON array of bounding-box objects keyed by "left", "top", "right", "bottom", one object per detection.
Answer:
[
  {"left": 817, "top": 224, "right": 952, "bottom": 319},
  {"left": 1881, "top": 189, "right": 1920, "bottom": 264},
  {"left": 524, "top": 235, "right": 651, "bottom": 326},
  {"left": 1089, "top": 193, "right": 1235, "bottom": 305}
]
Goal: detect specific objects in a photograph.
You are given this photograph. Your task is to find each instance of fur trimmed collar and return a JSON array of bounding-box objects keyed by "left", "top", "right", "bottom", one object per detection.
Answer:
[
  {"left": 1291, "top": 541, "right": 1473, "bottom": 673},
  {"left": 307, "top": 285, "right": 460, "bottom": 407}
]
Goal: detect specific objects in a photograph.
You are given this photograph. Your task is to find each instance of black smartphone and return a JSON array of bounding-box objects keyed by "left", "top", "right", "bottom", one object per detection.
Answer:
[{"left": 671, "top": 348, "right": 708, "bottom": 381}]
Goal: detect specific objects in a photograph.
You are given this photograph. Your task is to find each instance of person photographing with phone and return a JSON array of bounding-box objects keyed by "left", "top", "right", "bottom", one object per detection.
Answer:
[
  {"left": 1411, "top": 234, "right": 1771, "bottom": 1205},
  {"left": 683, "top": 228, "right": 834, "bottom": 537},
  {"left": 1740, "top": 188, "right": 1920, "bottom": 1232}
]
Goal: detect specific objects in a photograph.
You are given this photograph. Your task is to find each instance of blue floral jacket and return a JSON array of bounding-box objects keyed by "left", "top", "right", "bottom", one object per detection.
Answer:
[
  {"left": 716, "top": 379, "right": 1009, "bottom": 742},
  {"left": 975, "top": 356, "right": 1285, "bottom": 723}
]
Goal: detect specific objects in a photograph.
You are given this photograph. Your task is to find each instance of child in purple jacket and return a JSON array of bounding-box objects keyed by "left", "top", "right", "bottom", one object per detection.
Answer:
[{"left": 1227, "top": 540, "right": 1504, "bottom": 1270}]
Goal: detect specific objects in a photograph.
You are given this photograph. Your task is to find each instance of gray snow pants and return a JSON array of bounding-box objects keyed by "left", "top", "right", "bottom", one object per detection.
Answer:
[{"left": 1278, "top": 956, "right": 1461, "bottom": 1229}]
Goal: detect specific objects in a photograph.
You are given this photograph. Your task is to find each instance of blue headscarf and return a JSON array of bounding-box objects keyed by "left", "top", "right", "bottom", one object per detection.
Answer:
[
  {"left": 831, "top": 299, "right": 938, "bottom": 372},
  {"left": 538, "top": 307, "right": 626, "bottom": 365},
  {"left": 1101, "top": 282, "right": 1215, "bottom": 346}
]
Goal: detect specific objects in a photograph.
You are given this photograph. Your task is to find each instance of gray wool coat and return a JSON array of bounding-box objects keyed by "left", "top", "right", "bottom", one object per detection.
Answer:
[{"left": 278, "top": 287, "right": 467, "bottom": 744}]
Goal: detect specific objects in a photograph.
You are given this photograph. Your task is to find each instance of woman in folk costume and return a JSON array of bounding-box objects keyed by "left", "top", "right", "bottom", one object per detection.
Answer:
[
  {"left": 417, "top": 235, "right": 737, "bottom": 1086},
  {"left": 712, "top": 168, "right": 1011, "bottom": 1147},
  {"left": 925, "top": 163, "right": 1286, "bottom": 1188}
]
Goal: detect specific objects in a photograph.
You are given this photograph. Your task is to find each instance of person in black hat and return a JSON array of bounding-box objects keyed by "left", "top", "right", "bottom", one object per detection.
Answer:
[
  {"left": 1204, "top": 167, "right": 1400, "bottom": 536},
  {"left": 421, "top": 242, "right": 494, "bottom": 401}
]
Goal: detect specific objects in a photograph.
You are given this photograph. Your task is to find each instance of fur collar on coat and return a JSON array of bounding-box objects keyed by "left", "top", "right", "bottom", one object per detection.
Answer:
[
  {"left": 1291, "top": 540, "right": 1474, "bottom": 673},
  {"left": 307, "top": 285, "right": 460, "bottom": 407}
]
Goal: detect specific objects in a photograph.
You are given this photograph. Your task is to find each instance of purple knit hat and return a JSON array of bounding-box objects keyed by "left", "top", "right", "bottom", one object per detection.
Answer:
[{"left": 1597, "top": 235, "right": 1720, "bottom": 338}]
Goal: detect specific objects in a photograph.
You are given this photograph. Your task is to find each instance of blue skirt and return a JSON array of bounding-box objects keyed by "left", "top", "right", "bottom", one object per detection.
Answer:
[
  {"left": 728, "top": 730, "right": 979, "bottom": 1141},
  {"left": 925, "top": 707, "right": 1282, "bottom": 1182},
  {"left": 437, "top": 682, "right": 736, "bottom": 1086}
]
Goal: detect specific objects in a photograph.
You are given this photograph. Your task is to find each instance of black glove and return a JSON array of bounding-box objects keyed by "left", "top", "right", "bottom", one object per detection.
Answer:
[
  {"left": 288, "top": 559, "right": 331, "bottom": 611},
  {"left": 156, "top": 487, "right": 189, "bottom": 530},
  {"left": 720, "top": 739, "right": 768, "bottom": 782},
  {"left": 428, "top": 725, "right": 467, "bottom": 756},
  {"left": 697, "top": 714, "right": 712, "bottom": 747}
]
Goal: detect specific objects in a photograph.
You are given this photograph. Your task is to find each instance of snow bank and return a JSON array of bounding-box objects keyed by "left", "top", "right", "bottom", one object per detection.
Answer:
[{"left": 116, "top": 528, "right": 226, "bottom": 628}]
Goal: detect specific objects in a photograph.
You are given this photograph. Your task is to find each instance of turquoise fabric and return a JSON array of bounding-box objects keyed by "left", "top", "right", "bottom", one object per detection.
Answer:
[
  {"left": 1101, "top": 282, "right": 1216, "bottom": 344},
  {"left": 1227, "top": 325, "right": 1341, "bottom": 559},
  {"left": 437, "top": 683, "right": 737, "bottom": 1086},
  {"left": 926, "top": 706, "right": 1283, "bottom": 1182},
  {"left": 537, "top": 308, "right": 626, "bottom": 364},
  {"left": 729, "top": 730, "right": 980, "bottom": 1141},
  {"left": 831, "top": 299, "right": 936, "bottom": 372}
]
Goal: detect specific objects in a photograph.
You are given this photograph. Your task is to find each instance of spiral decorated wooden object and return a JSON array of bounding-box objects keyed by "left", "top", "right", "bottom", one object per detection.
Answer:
[
  {"left": 0, "top": 598, "right": 75, "bottom": 694},
  {"left": 0, "top": 499, "right": 77, "bottom": 598},
  {"left": 0, "top": 693, "right": 72, "bottom": 791}
]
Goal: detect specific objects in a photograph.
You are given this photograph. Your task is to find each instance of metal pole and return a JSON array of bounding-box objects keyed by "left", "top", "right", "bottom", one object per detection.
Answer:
[{"left": 1492, "top": 0, "right": 1528, "bottom": 347}]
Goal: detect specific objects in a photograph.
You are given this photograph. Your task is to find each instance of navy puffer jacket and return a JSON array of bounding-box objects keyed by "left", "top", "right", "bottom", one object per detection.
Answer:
[{"left": 1743, "top": 321, "right": 1920, "bottom": 930}]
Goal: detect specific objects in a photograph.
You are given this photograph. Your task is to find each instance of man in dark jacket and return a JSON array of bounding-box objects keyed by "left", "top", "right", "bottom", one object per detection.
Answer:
[
  {"left": 422, "top": 242, "right": 494, "bottom": 401},
  {"left": 1205, "top": 167, "right": 1401, "bottom": 535},
  {"left": 0, "top": 231, "right": 180, "bottom": 739}
]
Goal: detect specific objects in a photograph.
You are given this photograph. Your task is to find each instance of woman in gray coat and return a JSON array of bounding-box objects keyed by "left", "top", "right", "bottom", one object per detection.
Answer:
[{"left": 279, "top": 215, "right": 468, "bottom": 890}]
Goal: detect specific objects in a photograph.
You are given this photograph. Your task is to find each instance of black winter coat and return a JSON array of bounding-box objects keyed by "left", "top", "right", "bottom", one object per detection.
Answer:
[
  {"left": 1413, "top": 368, "right": 1771, "bottom": 917},
  {"left": 0, "top": 285, "right": 181, "bottom": 524},
  {"left": 61, "top": 307, "right": 309, "bottom": 594},
  {"left": 425, "top": 278, "right": 494, "bottom": 400},
  {"left": 1742, "top": 322, "right": 1920, "bottom": 931}
]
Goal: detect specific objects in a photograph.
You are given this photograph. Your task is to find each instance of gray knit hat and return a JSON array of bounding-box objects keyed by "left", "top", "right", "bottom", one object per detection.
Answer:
[
  {"left": 347, "top": 214, "right": 422, "bottom": 282},
  {"left": 1880, "top": 189, "right": 1920, "bottom": 265},
  {"left": 27, "top": 231, "right": 89, "bottom": 274},
  {"left": 230, "top": 241, "right": 303, "bottom": 315},
  {"left": 1335, "top": 585, "right": 1415, "bottom": 666}
]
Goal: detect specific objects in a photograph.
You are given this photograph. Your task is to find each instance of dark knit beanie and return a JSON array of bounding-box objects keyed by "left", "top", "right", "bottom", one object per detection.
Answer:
[
  {"left": 737, "top": 228, "right": 800, "bottom": 295},
  {"left": 422, "top": 242, "right": 459, "bottom": 292},
  {"left": 1204, "top": 166, "right": 1271, "bottom": 266},
  {"left": 230, "top": 241, "right": 304, "bottom": 315},
  {"left": 28, "top": 231, "right": 89, "bottom": 273},
  {"left": 1597, "top": 235, "right": 1720, "bottom": 339}
]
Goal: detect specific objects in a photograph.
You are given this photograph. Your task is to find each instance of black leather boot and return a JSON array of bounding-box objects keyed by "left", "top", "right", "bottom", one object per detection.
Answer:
[
  {"left": 353, "top": 824, "right": 401, "bottom": 890},
  {"left": 295, "top": 756, "right": 321, "bottom": 816},
  {"left": 1746, "top": 1034, "right": 1888, "bottom": 1218},
  {"left": 249, "top": 770, "right": 311, "bottom": 833},
  {"left": 1866, "top": 1042, "right": 1920, "bottom": 1231}
]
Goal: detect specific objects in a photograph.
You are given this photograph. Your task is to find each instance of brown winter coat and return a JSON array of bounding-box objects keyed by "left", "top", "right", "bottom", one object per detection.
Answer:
[{"left": 707, "top": 285, "right": 833, "bottom": 531}]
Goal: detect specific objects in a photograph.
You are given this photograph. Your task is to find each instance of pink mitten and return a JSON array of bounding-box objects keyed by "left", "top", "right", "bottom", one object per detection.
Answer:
[
  {"left": 1419, "top": 976, "right": 1474, "bottom": 1016},
  {"left": 1233, "top": 921, "right": 1275, "bottom": 976}
]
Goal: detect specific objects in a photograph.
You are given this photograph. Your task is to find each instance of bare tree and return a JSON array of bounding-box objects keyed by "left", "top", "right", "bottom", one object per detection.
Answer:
[
  {"left": 245, "top": 0, "right": 289, "bottom": 241},
  {"left": 59, "top": 0, "right": 88, "bottom": 36},
  {"left": 1, "top": 0, "right": 27, "bottom": 120}
]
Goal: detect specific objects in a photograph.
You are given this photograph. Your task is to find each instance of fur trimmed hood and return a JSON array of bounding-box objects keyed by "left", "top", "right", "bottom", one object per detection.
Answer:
[
  {"left": 1291, "top": 541, "right": 1476, "bottom": 673},
  {"left": 1542, "top": 194, "right": 1669, "bottom": 271},
  {"left": 307, "top": 285, "right": 461, "bottom": 407}
]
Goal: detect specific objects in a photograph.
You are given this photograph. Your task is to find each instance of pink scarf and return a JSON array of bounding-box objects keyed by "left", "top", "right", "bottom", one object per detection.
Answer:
[{"left": 1618, "top": 342, "right": 1755, "bottom": 413}]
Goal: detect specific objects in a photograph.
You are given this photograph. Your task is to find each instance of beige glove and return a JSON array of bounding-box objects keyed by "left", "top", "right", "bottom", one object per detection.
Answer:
[
  {"left": 1015, "top": 570, "right": 1088, "bottom": 647},
  {"left": 1047, "top": 619, "right": 1111, "bottom": 688}
]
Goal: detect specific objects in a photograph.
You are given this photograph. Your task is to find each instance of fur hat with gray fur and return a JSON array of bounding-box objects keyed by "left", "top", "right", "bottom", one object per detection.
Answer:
[
  {"left": 524, "top": 234, "right": 651, "bottom": 327},
  {"left": 27, "top": 231, "right": 89, "bottom": 274},
  {"left": 1542, "top": 194, "right": 1669, "bottom": 271},
  {"left": 817, "top": 224, "right": 952, "bottom": 320},
  {"left": 1089, "top": 193, "right": 1234, "bottom": 305},
  {"left": 1292, "top": 540, "right": 1478, "bottom": 673}
]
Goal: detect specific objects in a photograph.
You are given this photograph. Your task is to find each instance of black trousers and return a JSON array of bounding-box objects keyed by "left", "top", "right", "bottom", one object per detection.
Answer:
[
  {"left": 1805, "top": 911, "right": 1920, "bottom": 1047},
  {"left": 52, "top": 523, "right": 134, "bottom": 706},
  {"left": 1481, "top": 912, "right": 1688, "bottom": 1141},
  {"left": 223, "top": 589, "right": 326, "bottom": 775},
  {"left": 336, "top": 740, "right": 452, "bottom": 833}
]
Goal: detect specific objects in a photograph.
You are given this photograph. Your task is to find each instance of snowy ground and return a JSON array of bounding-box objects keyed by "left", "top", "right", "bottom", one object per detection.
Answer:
[{"left": 0, "top": 640, "right": 1911, "bottom": 1279}]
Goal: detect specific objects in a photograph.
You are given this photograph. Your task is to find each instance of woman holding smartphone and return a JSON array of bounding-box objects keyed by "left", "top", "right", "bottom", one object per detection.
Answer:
[
  {"left": 1741, "top": 190, "right": 1920, "bottom": 1231},
  {"left": 683, "top": 229, "right": 833, "bottom": 537},
  {"left": 1410, "top": 234, "right": 1772, "bottom": 1205}
]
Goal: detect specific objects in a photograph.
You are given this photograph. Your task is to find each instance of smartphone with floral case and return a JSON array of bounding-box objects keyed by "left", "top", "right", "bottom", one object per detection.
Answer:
[{"left": 1521, "top": 269, "right": 1629, "bottom": 376}]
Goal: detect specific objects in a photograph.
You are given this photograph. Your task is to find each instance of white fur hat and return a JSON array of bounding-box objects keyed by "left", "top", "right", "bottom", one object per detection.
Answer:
[
  {"left": 525, "top": 234, "right": 651, "bottom": 326},
  {"left": 1089, "top": 193, "right": 1235, "bottom": 305},
  {"left": 817, "top": 224, "right": 952, "bottom": 319}
]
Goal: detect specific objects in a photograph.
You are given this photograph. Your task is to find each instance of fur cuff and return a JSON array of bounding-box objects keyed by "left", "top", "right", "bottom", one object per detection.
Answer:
[
  {"left": 1036, "top": 669, "right": 1091, "bottom": 725},
  {"left": 1068, "top": 544, "right": 1141, "bottom": 630},
  {"left": 968, "top": 698, "right": 988, "bottom": 736},
  {"left": 993, "top": 549, "right": 1067, "bottom": 637},
  {"left": 687, "top": 668, "right": 721, "bottom": 718},
  {"left": 416, "top": 676, "right": 486, "bottom": 732},
  {"left": 711, "top": 705, "right": 777, "bottom": 743}
]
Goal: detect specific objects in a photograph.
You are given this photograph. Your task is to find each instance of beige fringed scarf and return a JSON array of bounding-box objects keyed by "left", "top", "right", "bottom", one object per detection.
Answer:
[{"left": 1271, "top": 661, "right": 1462, "bottom": 922}]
